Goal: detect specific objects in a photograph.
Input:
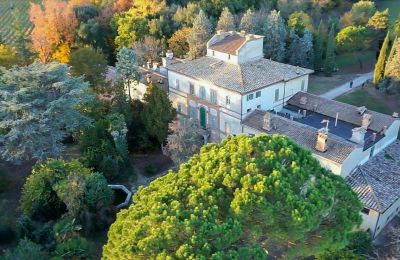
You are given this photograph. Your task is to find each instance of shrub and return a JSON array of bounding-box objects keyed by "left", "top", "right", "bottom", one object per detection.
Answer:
[
  {"left": 2, "top": 239, "right": 49, "bottom": 260},
  {"left": 0, "top": 163, "right": 10, "bottom": 193},
  {"left": 143, "top": 163, "right": 157, "bottom": 175},
  {"left": 53, "top": 236, "right": 92, "bottom": 259},
  {"left": 53, "top": 217, "right": 81, "bottom": 243},
  {"left": 0, "top": 200, "right": 15, "bottom": 244}
]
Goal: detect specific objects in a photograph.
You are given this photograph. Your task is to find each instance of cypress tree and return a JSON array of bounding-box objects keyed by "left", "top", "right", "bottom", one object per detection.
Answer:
[
  {"left": 239, "top": 9, "right": 255, "bottom": 33},
  {"left": 187, "top": 10, "right": 212, "bottom": 59},
  {"left": 373, "top": 32, "right": 389, "bottom": 85},
  {"left": 324, "top": 24, "right": 336, "bottom": 76},
  {"left": 384, "top": 37, "right": 400, "bottom": 82},
  {"left": 314, "top": 20, "right": 324, "bottom": 72},
  {"left": 384, "top": 35, "right": 398, "bottom": 77},
  {"left": 216, "top": 7, "right": 235, "bottom": 32}
]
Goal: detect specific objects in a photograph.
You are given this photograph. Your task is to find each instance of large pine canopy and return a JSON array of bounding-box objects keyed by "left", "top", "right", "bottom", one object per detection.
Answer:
[{"left": 103, "top": 135, "right": 362, "bottom": 259}]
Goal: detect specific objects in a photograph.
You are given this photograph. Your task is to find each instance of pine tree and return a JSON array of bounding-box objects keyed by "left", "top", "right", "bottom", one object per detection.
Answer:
[
  {"left": 384, "top": 35, "right": 398, "bottom": 77},
  {"left": 324, "top": 24, "right": 336, "bottom": 76},
  {"left": 373, "top": 32, "right": 389, "bottom": 85},
  {"left": 288, "top": 29, "right": 314, "bottom": 69},
  {"left": 314, "top": 20, "right": 324, "bottom": 72},
  {"left": 187, "top": 10, "right": 212, "bottom": 59},
  {"left": 263, "top": 10, "right": 287, "bottom": 62},
  {"left": 11, "top": 8, "right": 33, "bottom": 65},
  {"left": 216, "top": 7, "right": 235, "bottom": 32},
  {"left": 115, "top": 48, "right": 140, "bottom": 100},
  {"left": 239, "top": 9, "right": 255, "bottom": 33}
]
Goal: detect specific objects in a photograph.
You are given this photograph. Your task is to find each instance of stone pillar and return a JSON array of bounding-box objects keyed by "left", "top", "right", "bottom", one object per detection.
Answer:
[
  {"left": 350, "top": 127, "right": 367, "bottom": 145},
  {"left": 263, "top": 113, "right": 272, "bottom": 131}
]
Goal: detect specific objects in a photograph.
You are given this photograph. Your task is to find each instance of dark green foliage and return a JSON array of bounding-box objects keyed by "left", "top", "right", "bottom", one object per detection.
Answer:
[
  {"left": 144, "top": 164, "right": 157, "bottom": 175},
  {"left": 20, "top": 159, "right": 113, "bottom": 226},
  {"left": 141, "top": 83, "right": 176, "bottom": 145},
  {"left": 53, "top": 217, "right": 81, "bottom": 243},
  {"left": 103, "top": 135, "right": 362, "bottom": 259},
  {"left": 0, "top": 200, "right": 15, "bottom": 244},
  {"left": 314, "top": 21, "right": 324, "bottom": 72},
  {"left": 80, "top": 114, "right": 131, "bottom": 181},
  {"left": 53, "top": 236, "right": 92, "bottom": 260},
  {"left": 324, "top": 24, "right": 336, "bottom": 76},
  {"left": 0, "top": 164, "right": 10, "bottom": 193},
  {"left": 73, "top": 4, "right": 99, "bottom": 23},
  {"left": 2, "top": 239, "right": 49, "bottom": 260},
  {"left": 69, "top": 46, "right": 108, "bottom": 88}
]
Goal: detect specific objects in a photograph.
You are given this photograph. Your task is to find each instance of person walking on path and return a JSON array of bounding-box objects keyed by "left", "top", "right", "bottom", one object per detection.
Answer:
[{"left": 350, "top": 81, "right": 353, "bottom": 88}]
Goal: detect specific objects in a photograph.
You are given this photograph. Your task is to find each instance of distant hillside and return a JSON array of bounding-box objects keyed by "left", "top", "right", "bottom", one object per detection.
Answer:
[{"left": 0, "top": 0, "right": 41, "bottom": 45}]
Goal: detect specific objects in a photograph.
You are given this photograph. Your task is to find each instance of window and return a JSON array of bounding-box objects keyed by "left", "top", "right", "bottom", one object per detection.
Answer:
[
  {"left": 247, "top": 108, "right": 252, "bottom": 113},
  {"left": 226, "top": 96, "right": 231, "bottom": 105},
  {"left": 256, "top": 91, "right": 261, "bottom": 98},
  {"left": 301, "top": 79, "right": 305, "bottom": 91},
  {"left": 210, "top": 89, "right": 217, "bottom": 104},
  {"left": 199, "top": 86, "right": 206, "bottom": 99},
  {"left": 189, "top": 83, "right": 195, "bottom": 95},
  {"left": 274, "top": 89, "right": 279, "bottom": 102},
  {"left": 225, "top": 122, "right": 231, "bottom": 135},
  {"left": 175, "top": 79, "right": 180, "bottom": 90},
  {"left": 247, "top": 93, "right": 254, "bottom": 101},
  {"left": 228, "top": 54, "right": 231, "bottom": 60},
  {"left": 257, "top": 105, "right": 261, "bottom": 109},
  {"left": 177, "top": 103, "right": 182, "bottom": 113},
  {"left": 361, "top": 208, "right": 370, "bottom": 215},
  {"left": 189, "top": 106, "right": 196, "bottom": 118},
  {"left": 210, "top": 115, "right": 217, "bottom": 129}
]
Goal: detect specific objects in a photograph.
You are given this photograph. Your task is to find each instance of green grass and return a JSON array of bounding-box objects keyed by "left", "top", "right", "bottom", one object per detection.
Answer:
[
  {"left": 0, "top": 0, "right": 40, "bottom": 45},
  {"left": 378, "top": 0, "right": 400, "bottom": 25},
  {"left": 335, "top": 51, "right": 375, "bottom": 70},
  {"left": 335, "top": 89, "right": 392, "bottom": 115},
  {"left": 308, "top": 74, "right": 355, "bottom": 95}
]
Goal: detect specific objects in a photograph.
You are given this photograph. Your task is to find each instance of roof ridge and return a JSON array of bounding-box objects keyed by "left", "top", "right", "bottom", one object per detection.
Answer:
[{"left": 358, "top": 167, "right": 384, "bottom": 212}]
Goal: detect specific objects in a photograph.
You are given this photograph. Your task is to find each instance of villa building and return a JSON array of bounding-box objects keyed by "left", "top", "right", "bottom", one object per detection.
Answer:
[{"left": 167, "top": 31, "right": 313, "bottom": 142}]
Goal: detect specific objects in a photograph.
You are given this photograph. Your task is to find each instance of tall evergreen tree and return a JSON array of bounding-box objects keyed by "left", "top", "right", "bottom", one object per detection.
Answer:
[
  {"left": 288, "top": 29, "right": 314, "bottom": 69},
  {"left": 239, "top": 8, "right": 256, "bottom": 33},
  {"left": 384, "top": 37, "right": 400, "bottom": 82},
  {"left": 187, "top": 10, "right": 212, "bottom": 59},
  {"left": 314, "top": 20, "right": 324, "bottom": 72},
  {"left": 373, "top": 32, "right": 389, "bottom": 85},
  {"left": 263, "top": 10, "right": 287, "bottom": 62},
  {"left": 384, "top": 35, "right": 398, "bottom": 77},
  {"left": 216, "top": 7, "right": 235, "bottom": 32},
  {"left": 11, "top": 8, "right": 33, "bottom": 65},
  {"left": 141, "top": 83, "right": 176, "bottom": 145},
  {"left": 115, "top": 48, "right": 140, "bottom": 100},
  {"left": 324, "top": 24, "right": 336, "bottom": 76}
]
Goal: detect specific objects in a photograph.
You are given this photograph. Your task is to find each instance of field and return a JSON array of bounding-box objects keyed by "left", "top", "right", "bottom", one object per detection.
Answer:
[{"left": 0, "top": 0, "right": 40, "bottom": 45}]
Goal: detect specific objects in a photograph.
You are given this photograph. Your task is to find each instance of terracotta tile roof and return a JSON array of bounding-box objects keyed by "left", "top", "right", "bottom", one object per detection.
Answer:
[
  {"left": 346, "top": 140, "right": 400, "bottom": 213},
  {"left": 288, "top": 92, "right": 397, "bottom": 132},
  {"left": 168, "top": 57, "right": 313, "bottom": 94},
  {"left": 208, "top": 34, "right": 246, "bottom": 55},
  {"left": 242, "top": 110, "right": 358, "bottom": 164}
]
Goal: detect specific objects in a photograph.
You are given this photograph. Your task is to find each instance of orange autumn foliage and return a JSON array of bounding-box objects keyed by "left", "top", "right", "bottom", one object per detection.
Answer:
[{"left": 29, "top": 0, "right": 82, "bottom": 63}]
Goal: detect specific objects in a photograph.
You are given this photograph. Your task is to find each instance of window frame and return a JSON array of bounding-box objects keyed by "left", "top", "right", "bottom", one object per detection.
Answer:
[
  {"left": 247, "top": 93, "right": 254, "bottom": 101},
  {"left": 274, "top": 89, "right": 279, "bottom": 102},
  {"left": 199, "top": 86, "right": 206, "bottom": 99},
  {"left": 210, "top": 89, "right": 217, "bottom": 104},
  {"left": 256, "top": 91, "right": 261, "bottom": 98}
]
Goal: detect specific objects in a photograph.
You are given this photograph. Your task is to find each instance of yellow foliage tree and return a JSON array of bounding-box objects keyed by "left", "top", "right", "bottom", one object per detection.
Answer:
[{"left": 52, "top": 43, "right": 71, "bottom": 64}]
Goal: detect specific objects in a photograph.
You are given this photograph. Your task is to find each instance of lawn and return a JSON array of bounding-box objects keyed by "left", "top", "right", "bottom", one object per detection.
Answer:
[
  {"left": 335, "top": 88, "right": 393, "bottom": 115},
  {"left": 308, "top": 74, "right": 355, "bottom": 95},
  {"left": 335, "top": 50, "right": 375, "bottom": 72},
  {"left": 378, "top": 0, "right": 400, "bottom": 25},
  {"left": 0, "top": 0, "right": 40, "bottom": 45}
]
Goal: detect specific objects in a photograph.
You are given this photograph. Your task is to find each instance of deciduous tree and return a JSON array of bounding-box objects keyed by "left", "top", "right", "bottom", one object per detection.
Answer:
[
  {"left": 166, "top": 118, "right": 204, "bottom": 164},
  {"left": 168, "top": 27, "right": 191, "bottom": 58},
  {"left": 0, "top": 63, "right": 94, "bottom": 162},
  {"left": 367, "top": 9, "right": 389, "bottom": 31},
  {"left": 103, "top": 134, "right": 362, "bottom": 259},
  {"left": 132, "top": 36, "right": 161, "bottom": 65},
  {"left": 288, "top": 11, "right": 314, "bottom": 36},
  {"left": 336, "top": 26, "right": 372, "bottom": 53},
  {"left": 385, "top": 37, "right": 400, "bottom": 83},
  {"left": 115, "top": 47, "right": 140, "bottom": 99}
]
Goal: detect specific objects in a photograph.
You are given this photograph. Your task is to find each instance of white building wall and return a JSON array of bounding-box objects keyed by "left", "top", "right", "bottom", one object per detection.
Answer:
[
  {"left": 375, "top": 198, "right": 400, "bottom": 237},
  {"left": 359, "top": 209, "right": 379, "bottom": 235},
  {"left": 241, "top": 75, "right": 309, "bottom": 116},
  {"left": 237, "top": 39, "right": 263, "bottom": 64},
  {"left": 206, "top": 49, "right": 238, "bottom": 64}
]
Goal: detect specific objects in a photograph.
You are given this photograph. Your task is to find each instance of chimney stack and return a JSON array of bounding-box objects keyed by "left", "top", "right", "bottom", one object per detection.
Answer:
[
  {"left": 302, "top": 109, "right": 307, "bottom": 118},
  {"left": 263, "top": 112, "right": 273, "bottom": 131},
  {"left": 300, "top": 96, "right": 308, "bottom": 105},
  {"left": 315, "top": 128, "right": 328, "bottom": 152},
  {"left": 361, "top": 113, "right": 372, "bottom": 129},
  {"left": 393, "top": 112, "right": 399, "bottom": 118},
  {"left": 350, "top": 127, "right": 366, "bottom": 145}
]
